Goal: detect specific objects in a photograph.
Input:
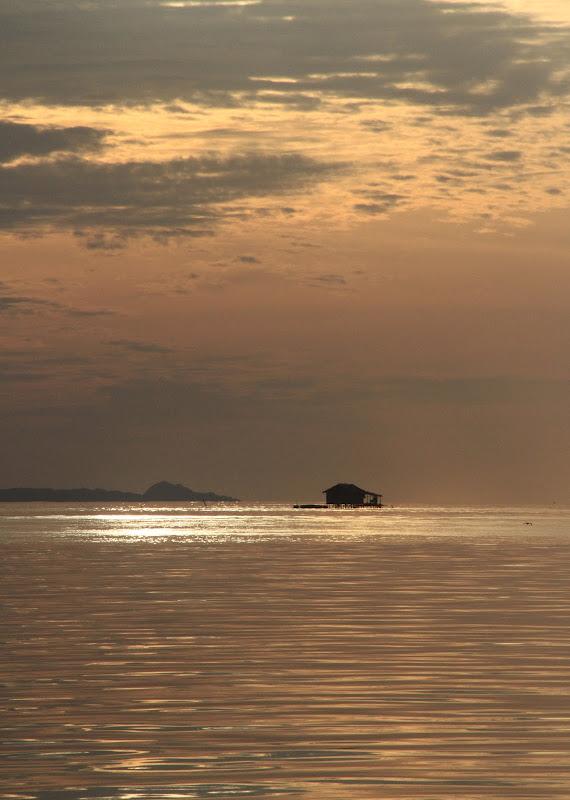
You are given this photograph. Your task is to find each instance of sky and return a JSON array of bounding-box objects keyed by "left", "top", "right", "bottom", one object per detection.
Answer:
[{"left": 1, "top": 0, "right": 569, "bottom": 503}]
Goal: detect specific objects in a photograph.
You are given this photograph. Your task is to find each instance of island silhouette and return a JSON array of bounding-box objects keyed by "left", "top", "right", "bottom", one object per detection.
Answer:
[{"left": 0, "top": 480, "right": 237, "bottom": 502}]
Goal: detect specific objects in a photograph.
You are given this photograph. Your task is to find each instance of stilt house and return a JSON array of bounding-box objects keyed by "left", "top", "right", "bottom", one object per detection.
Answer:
[{"left": 323, "top": 483, "right": 382, "bottom": 508}]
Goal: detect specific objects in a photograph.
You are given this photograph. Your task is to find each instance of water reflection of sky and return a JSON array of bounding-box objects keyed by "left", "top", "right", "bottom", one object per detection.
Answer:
[{"left": 3, "top": 505, "right": 570, "bottom": 800}]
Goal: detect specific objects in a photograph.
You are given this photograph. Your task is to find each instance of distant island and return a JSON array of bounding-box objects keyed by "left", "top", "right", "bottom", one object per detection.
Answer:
[{"left": 0, "top": 481, "right": 238, "bottom": 503}]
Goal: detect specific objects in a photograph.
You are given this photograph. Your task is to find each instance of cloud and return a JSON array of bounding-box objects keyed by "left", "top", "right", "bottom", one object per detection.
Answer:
[
  {"left": 0, "top": 151, "right": 339, "bottom": 240},
  {"left": 73, "top": 231, "right": 129, "bottom": 252},
  {"left": 360, "top": 119, "right": 393, "bottom": 134},
  {"left": 0, "top": 294, "right": 61, "bottom": 313},
  {"left": 485, "top": 128, "right": 512, "bottom": 139},
  {"left": 66, "top": 307, "right": 115, "bottom": 317},
  {"left": 0, "top": 349, "right": 100, "bottom": 387},
  {"left": 354, "top": 190, "right": 407, "bottom": 215},
  {"left": 0, "top": 0, "right": 568, "bottom": 114},
  {"left": 0, "top": 292, "right": 113, "bottom": 317},
  {"left": 107, "top": 339, "right": 174, "bottom": 354},
  {"left": 0, "top": 371, "right": 52, "bottom": 383},
  {"left": 314, "top": 273, "right": 347, "bottom": 285},
  {"left": 0, "top": 121, "right": 109, "bottom": 164},
  {"left": 485, "top": 150, "right": 522, "bottom": 162}
]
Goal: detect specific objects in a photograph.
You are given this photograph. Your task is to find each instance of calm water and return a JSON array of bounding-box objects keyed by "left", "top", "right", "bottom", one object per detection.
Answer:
[{"left": 1, "top": 504, "right": 570, "bottom": 800}]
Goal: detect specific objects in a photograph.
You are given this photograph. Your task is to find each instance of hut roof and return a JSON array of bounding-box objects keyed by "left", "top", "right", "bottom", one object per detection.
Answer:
[{"left": 323, "top": 483, "right": 381, "bottom": 497}]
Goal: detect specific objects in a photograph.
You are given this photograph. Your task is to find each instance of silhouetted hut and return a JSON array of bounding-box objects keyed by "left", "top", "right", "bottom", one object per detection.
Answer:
[{"left": 323, "top": 483, "right": 383, "bottom": 508}]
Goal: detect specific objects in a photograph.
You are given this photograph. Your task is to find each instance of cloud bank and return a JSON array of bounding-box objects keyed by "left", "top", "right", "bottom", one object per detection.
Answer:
[
  {"left": 0, "top": 0, "right": 568, "bottom": 113},
  {"left": 0, "top": 152, "right": 338, "bottom": 240}
]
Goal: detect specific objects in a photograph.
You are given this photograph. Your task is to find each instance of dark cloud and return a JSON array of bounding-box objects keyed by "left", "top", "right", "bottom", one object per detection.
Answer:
[
  {"left": 314, "top": 273, "right": 347, "bottom": 286},
  {"left": 525, "top": 105, "right": 556, "bottom": 117},
  {"left": 66, "top": 307, "right": 115, "bottom": 317},
  {"left": 107, "top": 339, "right": 174, "bottom": 354},
  {"left": 354, "top": 190, "right": 406, "bottom": 214},
  {"left": 485, "top": 128, "right": 513, "bottom": 139},
  {"left": 73, "top": 231, "right": 129, "bottom": 252},
  {"left": 360, "top": 120, "right": 393, "bottom": 134},
  {"left": 254, "top": 92, "right": 322, "bottom": 110},
  {"left": 354, "top": 203, "right": 388, "bottom": 215},
  {"left": 0, "top": 292, "right": 113, "bottom": 317},
  {"left": 0, "top": 350, "right": 101, "bottom": 387},
  {"left": 0, "top": 121, "right": 109, "bottom": 164},
  {"left": 485, "top": 150, "right": 522, "bottom": 161},
  {"left": 0, "top": 294, "right": 61, "bottom": 313},
  {"left": 0, "top": 1, "right": 568, "bottom": 114},
  {"left": 0, "top": 152, "right": 339, "bottom": 239},
  {"left": 0, "top": 371, "right": 51, "bottom": 383}
]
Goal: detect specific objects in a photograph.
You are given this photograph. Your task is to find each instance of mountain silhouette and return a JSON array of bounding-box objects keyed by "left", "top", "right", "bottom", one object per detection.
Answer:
[
  {"left": 0, "top": 481, "right": 237, "bottom": 502},
  {"left": 142, "top": 481, "right": 236, "bottom": 502}
]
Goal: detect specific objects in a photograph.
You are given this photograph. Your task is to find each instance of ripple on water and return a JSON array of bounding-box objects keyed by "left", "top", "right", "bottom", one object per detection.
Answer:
[
  {"left": 19, "top": 787, "right": 304, "bottom": 799},
  {"left": 1, "top": 505, "right": 570, "bottom": 800}
]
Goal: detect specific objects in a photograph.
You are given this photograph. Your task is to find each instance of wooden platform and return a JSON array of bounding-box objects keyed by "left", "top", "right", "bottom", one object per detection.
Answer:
[{"left": 293, "top": 504, "right": 384, "bottom": 509}]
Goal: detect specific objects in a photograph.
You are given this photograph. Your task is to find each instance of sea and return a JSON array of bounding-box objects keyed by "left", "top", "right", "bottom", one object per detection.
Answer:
[{"left": 1, "top": 503, "right": 570, "bottom": 800}]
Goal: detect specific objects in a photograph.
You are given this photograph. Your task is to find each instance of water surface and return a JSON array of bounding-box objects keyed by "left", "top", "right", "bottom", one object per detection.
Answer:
[{"left": 2, "top": 504, "right": 570, "bottom": 799}]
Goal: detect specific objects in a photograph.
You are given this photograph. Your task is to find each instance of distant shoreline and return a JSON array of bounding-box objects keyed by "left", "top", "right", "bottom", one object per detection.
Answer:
[{"left": 0, "top": 481, "right": 238, "bottom": 503}]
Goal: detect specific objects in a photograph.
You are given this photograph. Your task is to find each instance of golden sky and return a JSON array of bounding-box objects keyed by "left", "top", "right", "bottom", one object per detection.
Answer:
[{"left": 1, "top": 0, "right": 569, "bottom": 502}]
